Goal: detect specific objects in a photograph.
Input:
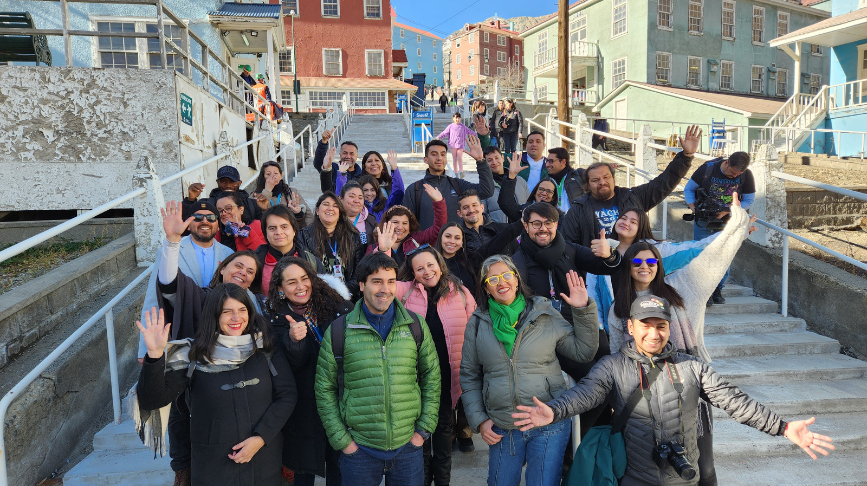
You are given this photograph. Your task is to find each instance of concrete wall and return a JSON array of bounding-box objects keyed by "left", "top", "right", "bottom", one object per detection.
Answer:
[
  {"left": 786, "top": 186, "right": 867, "bottom": 229},
  {"left": 0, "top": 218, "right": 132, "bottom": 246},
  {"left": 819, "top": 110, "right": 867, "bottom": 157},
  {"left": 0, "top": 67, "right": 183, "bottom": 211},
  {"left": 830, "top": 39, "right": 865, "bottom": 85},
  {"left": 780, "top": 152, "right": 867, "bottom": 172},
  {"left": 393, "top": 23, "right": 444, "bottom": 87}
]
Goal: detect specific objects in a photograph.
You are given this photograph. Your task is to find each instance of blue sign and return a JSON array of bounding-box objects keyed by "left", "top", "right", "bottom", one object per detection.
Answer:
[{"left": 411, "top": 108, "right": 434, "bottom": 153}]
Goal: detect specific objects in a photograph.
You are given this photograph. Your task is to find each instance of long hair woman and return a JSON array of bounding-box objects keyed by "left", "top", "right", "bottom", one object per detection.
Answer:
[
  {"left": 255, "top": 205, "right": 322, "bottom": 294},
  {"left": 253, "top": 160, "right": 313, "bottom": 226},
  {"left": 366, "top": 184, "right": 445, "bottom": 266},
  {"left": 357, "top": 174, "right": 403, "bottom": 222},
  {"left": 460, "top": 255, "right": 600, "bottom": 486},
  {"left": 360, "top": 149, "right": 405, "bottom": 199},
  {"left": 266, "top": 257, "right": 352, "bottom": 486},
  {"left": 135, "top": 284, "right": 296, "bottom": 486},
  {"left": 435, "top": 222, "right": 477, "bottom": 290},
  {"left": 297, "top": 192, "right": 366, "bottom": 284},
  {"left": 395, "top": 246, "right": 476, "bottom": 486},
  {"left": 339, "top": 181, "right": 377, "bottom": 244}
]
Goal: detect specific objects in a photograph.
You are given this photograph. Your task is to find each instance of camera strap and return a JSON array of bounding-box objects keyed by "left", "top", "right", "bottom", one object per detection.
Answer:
[
  {"left": 611, "top": 361, "right": 662, "bottom": 435},
  {"left": 634, "top": 359, "right": 686, "bottom": 444}
]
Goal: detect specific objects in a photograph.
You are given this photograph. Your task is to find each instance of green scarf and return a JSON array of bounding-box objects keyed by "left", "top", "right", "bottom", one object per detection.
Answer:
[{"left": 487, "top": 294, "right": 527, "bottom": 356}]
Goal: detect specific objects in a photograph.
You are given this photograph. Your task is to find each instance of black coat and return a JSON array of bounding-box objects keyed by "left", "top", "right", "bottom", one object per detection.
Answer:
[
  {"left": 270, "top": 299, "right": 353, "bottom": 476},
  {"left": 460, "top": 216, "right": 516, "bottom": 259},
  {"left": 549, "top": 166, "right": 586, "bottom": 207},
  {"left": 297, "top": 226, "right": 367, "bottom": 295},
  {"left": 313, "top": 141, "right": 363, "bottom": 191},
  {"left": 138, "top": 348, "right": 297, "bottom": 486}
]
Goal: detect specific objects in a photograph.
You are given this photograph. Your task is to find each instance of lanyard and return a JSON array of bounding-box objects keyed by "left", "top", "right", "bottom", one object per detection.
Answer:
[
  {"left": 353, "top": 213, "right": 362, "bottom": 226},
  {"left": 548, "top": 271, "right": 557, "bottom": 299},
  {"left": 554, "top": 177, "right": 566, "bottom": 202},
  {"left": 274, "top": 192, "right": 282, "bottom": 206},
  {"left": 328, "top": 238, "right": 338, "bottom": 259}
]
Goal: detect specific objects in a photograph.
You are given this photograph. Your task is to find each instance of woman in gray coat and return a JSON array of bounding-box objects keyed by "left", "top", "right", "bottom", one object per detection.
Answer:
[{"left": 460, "top": 254, "right": 600, "bottom": 486}]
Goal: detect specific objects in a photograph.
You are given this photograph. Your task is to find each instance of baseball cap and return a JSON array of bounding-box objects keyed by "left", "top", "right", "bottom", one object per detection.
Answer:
[
  {"left": 217, "top": 165, "right": 241, "bottom": 182},
  {"left": 630, "top": 295, "right": 672, "bottom": 322},
  {"left": 182, "top": 200, "right": 219, "bottom": 220}
]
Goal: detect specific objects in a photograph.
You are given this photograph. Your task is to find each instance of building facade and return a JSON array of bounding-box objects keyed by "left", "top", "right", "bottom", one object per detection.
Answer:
[
  {"left": 446, "top": 20, "right": 524, "bottom": 92},
  {"left": 279, "top": 0, "right": 415, "bottom": 113},
  {"left": 392, "top": 15, "right": 443, "bottom": 88}
]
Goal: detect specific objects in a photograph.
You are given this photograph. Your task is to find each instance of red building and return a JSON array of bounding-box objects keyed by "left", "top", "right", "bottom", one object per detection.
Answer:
[
  {"left": 276, "top": 0, "right": 415, "bottom": 113},
  {"left": 447, "top": 20, "right": 524, "bottom": 91}
]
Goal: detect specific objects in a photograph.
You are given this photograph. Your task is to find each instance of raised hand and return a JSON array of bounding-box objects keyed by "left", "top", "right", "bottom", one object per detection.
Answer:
[
  {"left": 590, "top": 229, "right": 612, "bottom": 259},
  {"left": 387, "top": 150, "right": 399, "bottom": 171},
  {"left": 322, "top": 147, "right": 337, "bottom": 171},
  {"left": 287, "top": 191, "right": 302, "bottom": 214},
  {"left": 422, "top": 183, "right": 444, "bottom": 202},
  {"left": 161, "top": 201, "right": 193, "bottom": 243},
  {"left": 512, "top": 396, "right": 555, "bottom": 432},
  {"left": 187, "top": 182, "right": 205, "bottom": 201},
  {"left": 479, "top": 419, "right": 503, "bottom": 445},
  {"left": 474, "top": 115, "right": 490, "bottom": 136},
  {"left": 338, "top": 157, "right": 354, "bottom": 174},
  {"left": 228, "top": 436, "right": 266, "bottom": 464},
  {"left": 466, "top": 134, "right": 484, "bottom": 161},
  {"left": 287, "top": 315, "right": 307, "bottom": 343},
  {"left": 321, "top": 127, "right": 336, "bottom": 144},
  {"left": 135, "top": 307, "right": 171, "bottom": 360},
  {"left": 508, "top": 152, "right": 528, "bottom": 180},
  {"left": 784, "top": 417, "right": 835, "bottom": 460},
  {"left": 748, "top": 214, "right": 759, "bottom": 234},
  {"left": 559, "top": 270, "right": 589, "bottom": 308},
  {"left": 252, "top": 192, "right": 269, "bottom": 211},
  {"left": 264, "top": 171, "right": 281, "bottom": 192},
  {"left": 678, "top": 125, "right": 702, "bottom": 157},
  {"left": 375, "top": 220, "right": 398, "bottom": 252}
]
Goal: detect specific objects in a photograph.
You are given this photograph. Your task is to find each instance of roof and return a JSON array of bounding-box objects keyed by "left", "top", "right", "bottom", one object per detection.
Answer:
[
  {"left": 394, "top": 21, "right": 442, "bottom": 40},
  {"left": 392, "top": 49, "right": 408, "bottom": 63},
  {"left": 770, "top": 7, "right": 867, "bottom": 47},
  {"left": 596, "top": 81, "right": 786, "bottom": 117},
  {"left": 208, "top": 2, "right": 281, "bottom": 19},
  {"left": 282, "top": 76, "right": 417, "bottom": 91}
]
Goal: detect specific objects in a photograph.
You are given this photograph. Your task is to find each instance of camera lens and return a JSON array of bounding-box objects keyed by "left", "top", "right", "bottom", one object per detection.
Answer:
[
  {"left": 682, "top": 213, "right": 695, "bottom": 221},
  {"left": 666, "top": 443, "right": 696, "bottom": 480}
]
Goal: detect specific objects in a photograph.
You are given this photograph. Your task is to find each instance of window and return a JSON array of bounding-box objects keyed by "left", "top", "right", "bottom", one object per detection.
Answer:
[
  {"left": 323, "top": 48, "right": 341, "bottom": 75},
  {"left": 469, "top": 32, "right": 474, "bottom": 43},
  {"left": 309, "top": 91, "right": 344, "bottom": 108},
  {"left": 322, "top": 0, "right": 339, "bottom": 17},
  {"left": 687, "top": 56, "right": 702, "bottom": 87},
  {"left": 97, "top": 21, "right": 138, "bottom": 69},
  {"left": 751, "top": 65, "right": 764, "bottom": 93},
  {"left": 752, "top": 6, "right": 764, "bottom": 44},
  {"left": 810, "top": 74, "right": 821, "bottom": 94},
  {"left": 281, "top": 0, "right": 298, "bottom": 16},
  {"left": 417, "top": 48, "right": 421, "bottom": 56},
  {"left": 497, "top": 51, "right": 506, "bottom": 62},
  {"left": 433, "top": 78, "right": 437, "bottom": 85},
  {"left": 811, "top": 44, "right": 823, "bottom": 56},
  {"left": 688, "top": 0, "right": 703, "bottom": 34},
  {"left": 470, "top": 65, "right": 475, "bottom": 75},
  {"left": 364, "top": 0, "right": 381, "bottom": 19},
  {"left": 571, "top": 13, "right": 587, "bottom": 43},
  {"left": 433, "top": 65, "right": 437, "bottom": 73},
  {"left": 656, "top": 52, "right": 671, "bottom": 85},
  {"left": 456, "top": 38, "right": 460, "bottom": 48},
  {"left": 469, "top": 48, "right": 474, "bottom": 60},
  {"left": 776, "top": 69, "right": 788, "bottom": 97},
  {"left": 418, "top": 61, "right": 422, "bottom": 69},
  {"left": 515, "top": 45, "right": 520, "bottom": 56},
  {"left": 537, "top": 31, "right": 548, "bottom": 53},
  {"left": 400, "top": 29, "right": 404, "bottom": 38},
  {"left": 278, "top": 49, "right": 294, "bottom": 74},
  {"left": 433, "top": 39, "right": 437, "bottom": 47},
  {"left": 777, "top": 12, "right": 789, "bottom": 38},
  {"left": 484, "top": 64, "right": 489, "bottom": 75},
  {"left": 514, "top": 59, "right": 520, "bottom": 68},
  {"left": 484, "top": 47, "right": 489, "bottom": 60},
  {"left": 497, "top": 66, "right": 505, "bottom": 76},
  {"left": 456, "top": 69, "right": 461, "bottom": 80},
  {"left": 612, "top": 0, "right": 627, "bottom": 37},
  {"left": 350, "top": 91, "right": 387, "bottom": 108},
  {"left": 417, "top": 34, "right": 421, "bottom": 43},
  {"left": 281, "top": 89, "right": 293, "bottom": 101},
  {"left": 497, "top": 35, "right": 506, "bottom": 46},
  {"left": 658, "top": 0, "right": 673, "bottom": 29},
  {"left": 366, "top": 50, "right": 384, "bottom": 76},
  {"left": 722, "top": 1, "right": 735, "bottom": 39},
  {"left": 720, "top": 60, "right": 734, "bottom": 90},
  {"left": 611, "top": 57, "right": 626, "bottom": 89},
  {"left": 456, "top": 53, "right": 461, "bottom": 64},
  {"left": 484, "top": 32, "right": 489, "bottom": 43},
  {"left": 536, "top": 83, "right": 548, "bottom": 101},
  {"left": 146, "top": 23, "right": 181, "bottom": 71},
  {"left": 400, "top": 43, "right": 405, "bottom": 50},
  {"left": 433, "top": 53, "right": 437, "bottom": 61}
]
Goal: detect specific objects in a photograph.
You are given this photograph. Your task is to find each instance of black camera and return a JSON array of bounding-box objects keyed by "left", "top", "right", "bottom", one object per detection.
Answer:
[
  {"left": 682, "top": 188, "right": 725, "bottom": 229},
  {"left": 652, "top": 441, "right": 696, "bottom": 480}
]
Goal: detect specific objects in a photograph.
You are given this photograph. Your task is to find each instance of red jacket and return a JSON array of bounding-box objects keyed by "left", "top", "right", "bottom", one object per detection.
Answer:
[
  {"left": 215, "top": 223, "right": 267, "bottom": 253},
  {"left": 366, "top": 198, "right": 446, "bottom": 256}
]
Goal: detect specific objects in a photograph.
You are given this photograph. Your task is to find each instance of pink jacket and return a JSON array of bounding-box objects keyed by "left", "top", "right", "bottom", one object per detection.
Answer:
[
  {"left": 397, "top": 280, "right": 476, "bottom": 409},
  {"left": 437, "top": 123, "right": 477, "bottom": 150}
]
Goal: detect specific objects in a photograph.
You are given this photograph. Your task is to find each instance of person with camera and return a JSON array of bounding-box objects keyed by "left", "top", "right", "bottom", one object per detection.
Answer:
[
  {"left": 683, "top": 152, "right": 755, "bottom": 306},
  {"left": 512, "top": 294, "right": 835, "bottom": 486}
]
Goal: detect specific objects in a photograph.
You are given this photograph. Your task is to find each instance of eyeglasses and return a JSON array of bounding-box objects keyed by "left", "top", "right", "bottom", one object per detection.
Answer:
[
  {"left": 406, "top": 243, "right": 431, "bottom": 257},
  {"left": 192, "top": 214, "right": 218, "bottom": 222},
  {"left": 218, "top": 205, "right": 237, "bottom": 215},
  {"left": 536, "top": 188, "right": 555, "bottom": 196},
  {"left": 484, "top": 271, "right": 516, "bottom": 286},
  {"left": 631, "top": 258, "right": 659, "bottom": 267},
  {"left": 527, "top": 220, "right": 556, "bottom": 230}
]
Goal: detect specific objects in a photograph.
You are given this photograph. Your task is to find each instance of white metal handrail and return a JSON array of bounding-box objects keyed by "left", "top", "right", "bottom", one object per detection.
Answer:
[{"left": 770, "top": 171, "right": 867, "bottom": 202}]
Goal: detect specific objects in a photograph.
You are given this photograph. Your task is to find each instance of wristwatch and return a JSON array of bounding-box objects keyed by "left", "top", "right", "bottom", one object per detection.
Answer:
[{"left": 415, "top": 429, "right": 431, "bottom": 441}]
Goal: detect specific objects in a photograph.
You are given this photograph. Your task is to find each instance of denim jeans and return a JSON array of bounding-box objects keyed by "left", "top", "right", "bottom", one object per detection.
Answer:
[
  {"left": 339, "top": 442, "right": 424, "bottom": 486},
  {"left": 501, "top": 133, "right": 519, "bottom": 155},
  {"left": 693, "top": 223, "right": 727, "bottom": 290},
  {"left": 487, "top": 420, "right": 571, "bottom": 486}
]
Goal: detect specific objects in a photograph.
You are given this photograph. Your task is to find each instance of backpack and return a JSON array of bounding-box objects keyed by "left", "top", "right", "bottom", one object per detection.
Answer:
[
  {"left": 331, "top": 309, "right": 424, "bottom": 400},
  {"left": 412, "top": 179, "right": 462, "bottom": 220}
]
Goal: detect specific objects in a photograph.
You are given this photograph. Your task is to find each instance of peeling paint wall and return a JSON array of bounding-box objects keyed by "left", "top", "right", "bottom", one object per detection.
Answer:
[{"left": 0, "top": 66, "right": 182, "bottom": 210}]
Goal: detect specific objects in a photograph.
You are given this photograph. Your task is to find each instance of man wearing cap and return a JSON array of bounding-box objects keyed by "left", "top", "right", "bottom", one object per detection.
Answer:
[
  {"left": 183, "top": 165, "right": 263, "bottom": 222},
  {"left": 136, "top": 200, "right": 233, "bottom": 485},
  {"left": 512, "top": 294, "right": 836, "bottom": 486}
]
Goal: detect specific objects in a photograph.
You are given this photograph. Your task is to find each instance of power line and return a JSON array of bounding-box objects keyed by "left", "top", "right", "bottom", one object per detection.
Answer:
[
  {"left": 395, "top": 15, "right": 449, "bottom": 36},
  {"left": 429, "top": 0, "right": 484, "bottom": 31}
]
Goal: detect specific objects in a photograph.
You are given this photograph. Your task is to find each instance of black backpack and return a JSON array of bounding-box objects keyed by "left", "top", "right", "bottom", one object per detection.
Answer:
[{"left": 330, "top": 310, "right": 424, "bottom": 400}]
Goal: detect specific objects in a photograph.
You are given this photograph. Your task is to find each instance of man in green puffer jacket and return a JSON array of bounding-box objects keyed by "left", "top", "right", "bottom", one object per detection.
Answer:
[{"left": 316, "top": 252, "right": 441, "bottom": 486}]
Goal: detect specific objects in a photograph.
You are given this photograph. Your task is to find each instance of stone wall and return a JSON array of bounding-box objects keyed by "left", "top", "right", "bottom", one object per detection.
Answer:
[
  {"left": 0, "top": 218, "right": 132, "bottom": 246},
  {"left": 781, "top": 152, "right": 867, "bottom": 172},
  {"left": 787, "top": 186, "right": 867, "bottom": 229}
]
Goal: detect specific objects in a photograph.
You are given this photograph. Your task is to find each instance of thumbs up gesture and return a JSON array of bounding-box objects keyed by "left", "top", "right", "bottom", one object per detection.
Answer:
[
  {"left": 590, "top": 229, "right": 611, "bottom": 259},
  {"left": 287, "top": 315, "right": 307, "bottom": 343}
]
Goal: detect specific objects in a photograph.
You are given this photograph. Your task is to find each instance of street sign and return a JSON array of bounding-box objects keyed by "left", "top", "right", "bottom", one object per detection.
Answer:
[{"left": 180, "top": 93, "right": 193, "bottom": 126}]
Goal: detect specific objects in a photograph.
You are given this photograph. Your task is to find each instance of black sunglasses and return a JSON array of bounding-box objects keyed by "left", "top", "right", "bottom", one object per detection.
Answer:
[
  {"left": 406, "top": 243, "right": 431, "bottom": 257},
  {"left": 192, "top": 214, "right": 218, "bottom": 222}
]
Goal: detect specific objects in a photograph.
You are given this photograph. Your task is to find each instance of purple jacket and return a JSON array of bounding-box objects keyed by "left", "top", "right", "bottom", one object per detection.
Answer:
[{"left": 437, "top": 123, "right": 477, "bottom": 150}]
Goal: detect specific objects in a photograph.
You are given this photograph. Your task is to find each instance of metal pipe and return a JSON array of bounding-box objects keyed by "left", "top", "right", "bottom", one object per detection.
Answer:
[
  {"left": 754, "top": 219, "right": 867, "bottom": 271},
  {"left": 781, "top": 237, "right": 790, "bottom": 318},
  {"left": 662, "top": 199, "right": 668, "bottom": 240},
  {"left": 105, "top": 309, "right": 121, "bottom": 424}
]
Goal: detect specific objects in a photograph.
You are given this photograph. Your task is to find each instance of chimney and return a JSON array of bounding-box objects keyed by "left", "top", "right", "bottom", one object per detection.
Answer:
[
  {"left": 496, "top": 20, "right": 501, "bottom": 29},
  {"left": 509, "top": 21, "right": 515, "bottom": 31}
]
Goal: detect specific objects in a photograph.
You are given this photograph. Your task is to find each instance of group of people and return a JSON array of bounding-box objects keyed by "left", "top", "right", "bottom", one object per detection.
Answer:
[{"left": 133, "top": 120, "right": 834, "bottom": 486}]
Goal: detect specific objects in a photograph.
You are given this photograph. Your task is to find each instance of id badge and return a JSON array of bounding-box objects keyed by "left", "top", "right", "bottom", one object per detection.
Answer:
[
  {"left": 550, "top": 299, "right": 563, "bottom": 312},
  {"left": 333, "top": 264, "right": 344, "bottom": 281}
]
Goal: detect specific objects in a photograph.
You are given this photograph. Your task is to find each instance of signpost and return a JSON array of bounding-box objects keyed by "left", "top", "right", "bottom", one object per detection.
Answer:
[{"left": 180, "top": 93, "right": 193, "bottom": 126}]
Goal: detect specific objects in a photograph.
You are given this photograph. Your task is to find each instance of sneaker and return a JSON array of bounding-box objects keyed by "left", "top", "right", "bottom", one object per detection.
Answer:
[
  {"left": 457, "top": 436, "right": 475, "bottom": 452},
  {"left": 712, "top": 287, "right": 726, "bottom": 305}
]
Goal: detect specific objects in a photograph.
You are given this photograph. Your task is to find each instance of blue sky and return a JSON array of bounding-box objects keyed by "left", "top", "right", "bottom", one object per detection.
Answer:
[{"left": 390, "top": 0, "right": 557, "bottom": 38}]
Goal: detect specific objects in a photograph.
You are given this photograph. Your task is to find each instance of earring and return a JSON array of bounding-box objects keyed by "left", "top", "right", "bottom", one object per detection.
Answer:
[{"left": 278, "top": 290, "right": 286, "bottom": 299}]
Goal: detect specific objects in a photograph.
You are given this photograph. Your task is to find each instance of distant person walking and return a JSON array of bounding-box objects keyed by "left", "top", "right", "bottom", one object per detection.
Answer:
[
  {"left": 439, "top": 93, "right": 449, "bottom": 113},
  {"left": 499, "top": 100, "right": 522, "bottom": 155},
  {"left": 592, "top": 112, "right": 610, "bottom": 151}
]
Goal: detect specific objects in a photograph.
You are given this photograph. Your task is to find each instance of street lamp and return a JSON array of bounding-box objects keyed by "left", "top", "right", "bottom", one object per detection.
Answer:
[{"left": 290, "top": 10, "right": 298, "bottom": 113}]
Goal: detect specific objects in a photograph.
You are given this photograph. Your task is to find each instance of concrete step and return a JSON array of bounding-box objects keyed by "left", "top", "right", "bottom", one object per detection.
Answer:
[
  {"left": 720, "top": 284, "right": 754, "bottom": 297},
  {"left": 705, "top": 331, "right": 840, "bottom": 359},
  {"left": 714, "top": 412, "right": 867, "bottom": 457},
  {"left": 704, "top": 313, "right": 806, "bottom": 335},
  {"left": 706, "top": 296, "right": 779, "bottom": 315},
  {"left": 91, "top": 414, "right": 146, "bottom": 452},
  {"left": 715, "top": 450, "right": 867, "bottom": 485},
  {"left": 713, "top": 379, "right": 867, "bottom": 417},
  {"left": 63, "top": 447, "right": 173, "bottom": 486},
  {"left": 712, "top": 354, "right": 867, "bottom": 386}
]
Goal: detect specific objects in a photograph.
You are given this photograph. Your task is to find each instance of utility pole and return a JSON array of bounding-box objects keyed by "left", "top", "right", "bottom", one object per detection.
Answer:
[{"left": 557, "top": 0, "right": 570, "bottom": 148}]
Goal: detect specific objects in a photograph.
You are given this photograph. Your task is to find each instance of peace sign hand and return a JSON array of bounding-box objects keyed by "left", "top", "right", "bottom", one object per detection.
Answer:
[
  {"left": 136, "top": 307, "right": 171, "bottom": 360},
  {"left": 559, "top": 270, "right": 589, "bottom": 308},
  {"left": 161, "top": 201, "right": 194, "bottom": 243},
  {"left": 287, "top": 191, "right": 302, "bottom": 213},
  {"left": 287, "top": 315, "right": 307, "bottom": 343},
  {"left": 508, "top": 152, "right": 529, "bottom": 180}
]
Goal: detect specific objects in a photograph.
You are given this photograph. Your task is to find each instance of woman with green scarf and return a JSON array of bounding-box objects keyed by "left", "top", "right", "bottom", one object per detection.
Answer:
[{"left": 460, "top": 254, "right": 601, "bottom": 486}]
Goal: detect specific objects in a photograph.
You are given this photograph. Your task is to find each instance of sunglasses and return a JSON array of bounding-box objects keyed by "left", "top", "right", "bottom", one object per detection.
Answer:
[
  {"left": 192, "top": 214, "right": 218, "bottom": 222},
  {"left": 406, "top": 243, "right": 431, "bottom": 257},
  {"left": 484, "top": 271, "right": 516, "bottom": 286},
  {"left": 631, "top": 258, "right": 659, "bottom": 267}
]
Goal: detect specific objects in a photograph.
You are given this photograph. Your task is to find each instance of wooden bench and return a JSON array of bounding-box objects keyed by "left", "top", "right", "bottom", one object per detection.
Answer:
[{"left": 0, "top": 12, "right": 52, "bottom": 65}]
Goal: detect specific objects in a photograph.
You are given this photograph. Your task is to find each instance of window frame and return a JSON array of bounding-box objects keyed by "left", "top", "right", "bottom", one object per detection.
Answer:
[
  {"left": 365, "top": 49, "right": 384, "bottom": 77},
  {"left": 484, "top": 32, "right": 489, "bottom": 43},
  {"left": 777, "top": 11, "right": 789, "bottom": 39},
  {"left": 688, "top": 0, "right": 703, "bottom": 35},
  {"left": 497, "top": 35, "right": 506, "bottom": 46},
  {"left": 417, "top": 48, "right": 422, "bottom": 56},
  {"left": 434, "top": 65, "right": 438, "bottom": 73},
  {"left": 515, "top": 45, "right": 520, "bottom": 56},
  {"left": 656, "top": 51, "right": 671, "bottom": 85},
  {"left": 400, "top": 29, "right": 404, "bottom": 38},
  {"left": 278, "top": 49, "right": 294, "bottom": 74},
  {"left": 612, "top": 0, "right": 628, "bottom": 38},
  {"left": 470, "top": 65, "right": 475, "bottom": 76},
  {"left": 145, "top": 22, "right": 182, "bottom": 72},
  {"left": 433, "top": 52, "right": 437, "bottom": 61},
  {"left": 720, "top": 60, "right": 734, "bottom": 91},
  {"left": 363, "top": 0, "right": 382, "bottom": 19},
  {"left": 349, "top": 91, "right": 388, "bottom": 109},
  {"left": 776, "top": 68, "right": 788, "bottom": 97},
  {"left": 484, "top": 47, "right": 489, "bottom": 61},
  {"left": 456, "top": 53, "right": 461, "bottom": 64},
  {"left": 323, "top": 48, "right": 342, "bottom": 76},
  {"left": 281, "top": 0, "right": 299, "bottom": 16},
  {"left": 722, "top": 1, "right": 736, "bottom": 40},
  {"left": 456, "top": 69, "right": 462, "bottom": 80},
  {"left": 752, "top": 6, "right": 765, "bottom": 45},
  {"left": 417, "top": 34, "right": 422, "bottom": 43},
  {"left": 484, "top": 63, "right": 489, "bottom": 75},
  {"left": 687, "top": 55, "right": 702, "bottom": 88},
  {"left": 611, "top": 57, "right": 627, "bottom": 90},
  {"left": 536, "top": 83, "right": 548, "bottom": 101},
  {"left": 810, "top": 73, "right": 822, "bottom": 94},
  {"left": 469, "top": 48, "right": 474, "bottom": 61},
  {"left": 811, "top": 44, "right": 824, "bottom": 56},
  {"left": 658, "top": 0, "right": 673, "bottom": 30},
  {"left": 751, "top": 64, "right": 764, "bottom": 94},
  {"left": 469, "top": 32, "right": 474, "bottom": 43},
  {"left": 497, "top": 51, "right": 506, "bottom": 62},
  {"left": 96, "top": 20, "right": 140, "bottom": 69}
]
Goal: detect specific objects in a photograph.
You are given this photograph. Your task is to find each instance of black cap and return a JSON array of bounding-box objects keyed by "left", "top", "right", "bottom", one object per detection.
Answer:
[
  {"left": 217, "top": 165, "right": 241, "bottom": 182},
  {"left": 183, "top": 200, "right": 219, "bottom": 220},
  {"left": 630, "top": 295, "right": 672, "bottom": 322}
]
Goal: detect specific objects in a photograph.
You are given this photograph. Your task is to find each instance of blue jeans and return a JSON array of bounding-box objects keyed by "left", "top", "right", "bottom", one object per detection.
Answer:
[
  {"left": 487, "top": 420, "right": 571, "bottom": 486},
  {"left": 339, "top": 442, "right": 424, "bottom": 486},
  {"left": 693, "top": 223, "right": 727, "bottom": 290}
]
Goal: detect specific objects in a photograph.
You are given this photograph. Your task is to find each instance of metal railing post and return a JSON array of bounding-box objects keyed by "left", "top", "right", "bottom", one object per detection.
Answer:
[
  {"left": 781, "top": 237, "right": 789, "bottom": 317},
  {"left": 105, "top": 309, "right": 122, "bottom": 424},
  {"left": 662, "top": 199, "right": 668, "bottom": 240}
]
